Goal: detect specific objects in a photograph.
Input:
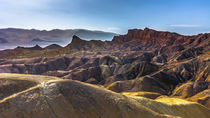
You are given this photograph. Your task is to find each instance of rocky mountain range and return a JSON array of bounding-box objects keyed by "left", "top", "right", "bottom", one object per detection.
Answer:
[
  {"left": 0, "top": 28, "right": 209, "bottom": 118},
  {"left": 0, "top": 28, "right": 117, "bottom": 50}
]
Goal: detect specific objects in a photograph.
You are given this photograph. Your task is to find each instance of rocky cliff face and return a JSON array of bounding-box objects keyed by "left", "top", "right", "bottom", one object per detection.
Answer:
[
  {"left": 0, "top": 28, "right": 209, "bottom": 110},
  {"left": 65, "top": 35, "right": 105, "bottom": 51}
]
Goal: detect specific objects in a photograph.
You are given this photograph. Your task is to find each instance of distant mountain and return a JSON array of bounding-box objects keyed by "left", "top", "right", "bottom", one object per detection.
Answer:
[
  {"left": 15, "top": 44, "right": 43, "bottom": 51},
  {"left": 44, "top": 44, "right": 62, "bottom": 49},
  {"left": 31, "top": 38, "right": 45, "bottom": 42},
  {"left": 0, "top": 28, "right": 118, "bottom": 48},
  {"left": 0, "top": 38, "right": 8, "bottom": 43}
]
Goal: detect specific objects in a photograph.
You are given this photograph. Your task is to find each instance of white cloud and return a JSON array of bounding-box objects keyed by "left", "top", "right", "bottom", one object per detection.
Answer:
[
  {"left": 0, "top": 0, "right": 61, "bottom": 29},
  {"left": 0, "top": 0, "right": 54, "bottom": 11},
  {"left": 170, "top": 24, "right": 201, "bottom": 28},
  {"left": 107, "top": 27, "right": 121, "bottom": 33},
  {"left": 0, "top": 0, "right": 49, "bottom": 7}
]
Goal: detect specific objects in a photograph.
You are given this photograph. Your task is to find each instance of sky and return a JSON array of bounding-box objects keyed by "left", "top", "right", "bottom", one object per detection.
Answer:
[{"left": 0, "top": 0, "right": 210, "bottom": 35}]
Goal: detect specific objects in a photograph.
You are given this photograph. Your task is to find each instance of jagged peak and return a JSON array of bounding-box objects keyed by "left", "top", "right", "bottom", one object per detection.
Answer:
[
  {"left": 34, "top": 44, "right": 41, "bottom": 48},
  {"left": 15, "top": 44, "right": 42, "bottom": 50},
  {"left": 64, "top": 35, "right": 105, "bottom": 50},
  {"left": 28, "top": 44, "right": 42, "bottom": 50},
  {"left": 65, "top": 35, "right": 88, "bottom": 49},
  {"left": 72, "top": 35, "right": 80, "bottom": 39},
  {"left": 127, "top": 27, "right": 157, "bottom": 35},
  {"left": 112, "top": 28, "right": 187, "bottom": 46},
  {"left": 44, "top": 44, "right": 62, "bottom": 49},
  {"left": 143, "top": 27, "right": 156, "bottom": 32},
  {"left": 127, "top": 29, "right": 142, "bottom": 33},
  {"left": 71, "top": 35, "right": 86, "bottom": 44},
  {"left": 127, "top": 27, "right": 155, "bottom": 34}
]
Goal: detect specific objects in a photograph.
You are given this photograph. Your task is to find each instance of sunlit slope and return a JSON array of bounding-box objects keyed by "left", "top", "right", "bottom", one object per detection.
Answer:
[
  {"left": 0, "top": 73, "right": 209, "bottom": 118},
  {"left": 127, "top": 95, "right": 210, "bottom": 118}
]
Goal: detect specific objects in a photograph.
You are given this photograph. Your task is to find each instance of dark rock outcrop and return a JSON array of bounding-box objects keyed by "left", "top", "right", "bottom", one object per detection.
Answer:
[{"left": 44, "top": 44, "right": 62, "bottom": 49}]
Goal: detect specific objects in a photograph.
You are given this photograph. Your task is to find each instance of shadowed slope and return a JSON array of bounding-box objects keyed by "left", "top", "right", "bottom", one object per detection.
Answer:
[{"left": 0, "top": 73, "right": 209, "bottom": 118}]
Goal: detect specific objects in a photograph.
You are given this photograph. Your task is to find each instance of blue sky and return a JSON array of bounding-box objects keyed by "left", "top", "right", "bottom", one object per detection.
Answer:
[{"left": 0, "top": 0, "right": 210, "bottom": 35}]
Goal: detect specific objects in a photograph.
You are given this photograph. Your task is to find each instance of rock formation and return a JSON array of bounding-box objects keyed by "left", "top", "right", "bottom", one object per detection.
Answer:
[
  {"left": 44, "top": 44, "right": 62, "bottom": 50},
  {"left": 0, "top": 28, "right": 209, "bottom": 110}
]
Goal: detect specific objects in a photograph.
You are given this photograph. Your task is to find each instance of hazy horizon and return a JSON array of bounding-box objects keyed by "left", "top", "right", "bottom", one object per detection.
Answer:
[
  {"left": 1, "top": 27, "right": 210, "bottom": 36},
  {"left": 0, "top": 0, "right": 210, "bottom": 35}
]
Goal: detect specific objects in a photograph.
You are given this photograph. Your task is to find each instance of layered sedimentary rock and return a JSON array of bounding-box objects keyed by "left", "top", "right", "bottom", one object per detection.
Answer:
[{"left": 0, "top": 28, "right": 209, "bottom": 109}]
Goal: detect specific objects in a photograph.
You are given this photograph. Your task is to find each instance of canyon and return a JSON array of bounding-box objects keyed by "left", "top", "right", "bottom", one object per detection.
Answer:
[{"left": 0, "top": 28, "right": 209, "bottom": 118}]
